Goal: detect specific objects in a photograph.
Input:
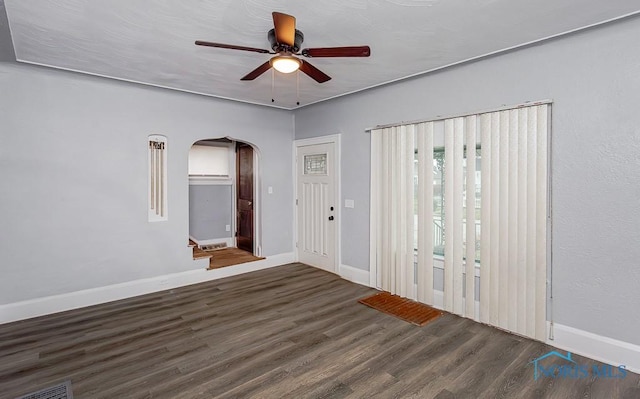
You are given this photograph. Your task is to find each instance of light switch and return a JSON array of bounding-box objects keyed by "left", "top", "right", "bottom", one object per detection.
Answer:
[
  {"left": 225, "top": 225, "right": 231, "bottom": 231},
  {"left": 345, "top": 199, "right": 355, "bottom": 208},
  {"left": 268, "top": 186, "right": 273, "bottom": 194}
]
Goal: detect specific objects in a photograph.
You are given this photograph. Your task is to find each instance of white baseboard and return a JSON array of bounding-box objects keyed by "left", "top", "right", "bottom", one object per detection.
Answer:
[
  {"left": 339, "top": 264, "right": 371, "bottom": 287},
  {"left": 435, "top": 292, "right": 640, "bottom": 373},
  {"left": 352, "top": 274, "right": 640, "bottom": 375},
  {"left": 0, "top": 252, "right": 295, "bottom": 325},
  {"left": 433, "top": 291, "right": 640, "bottom": 373},
  {"left": 189, "top": 236, "right": 234, "bottom": 248},
  {"left": 547, "top": 322, "right": 640, "bottom": 374},
  {"left": 6, "top": 254, "right": 638, "bottom": 375},
  {"left": 432, "top": 293, "right": 640, "bottom": 373}
]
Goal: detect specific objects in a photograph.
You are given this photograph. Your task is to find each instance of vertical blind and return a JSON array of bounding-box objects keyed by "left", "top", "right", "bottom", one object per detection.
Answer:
[
  {"left": 370, "top": 102, "right": 549, "bottom": 341},
  {"left": 370, "top": 126, "right": 416, "bottom": 299}
]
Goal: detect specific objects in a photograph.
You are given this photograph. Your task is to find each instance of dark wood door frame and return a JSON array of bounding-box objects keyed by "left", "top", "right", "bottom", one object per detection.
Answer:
[{"left": 236, "top": 142, "right": 254, "bottom": 253}]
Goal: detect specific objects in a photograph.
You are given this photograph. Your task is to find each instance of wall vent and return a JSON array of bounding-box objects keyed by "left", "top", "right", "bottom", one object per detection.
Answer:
[{"left": 17, "top": 380, "right": 74, "bottom": 399}]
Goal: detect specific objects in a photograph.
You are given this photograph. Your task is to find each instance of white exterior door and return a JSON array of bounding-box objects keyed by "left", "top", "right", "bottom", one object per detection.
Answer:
[{"left": 296, "top": 142, "right": 337, "bottom": 273}]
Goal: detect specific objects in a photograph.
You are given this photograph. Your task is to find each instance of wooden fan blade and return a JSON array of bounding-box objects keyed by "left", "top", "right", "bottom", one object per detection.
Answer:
[
  {"left": 241, "top": 61, "right": 272, "bottom": 80},
  {"left": 299, "top": 60, "right": 331, "bottom": 83},
  {"left": 301, "top": 46, "right": 371, "bottom": 58},
  {"left": 272, "top": 12, "right": 296, "bottom": 47},
  {"left": 195, "top": 40, "right": 270, "bottom": 54}
]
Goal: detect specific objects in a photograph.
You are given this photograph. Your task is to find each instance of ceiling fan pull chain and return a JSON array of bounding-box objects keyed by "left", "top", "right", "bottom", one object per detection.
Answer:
[
  {"left": 296, "top": 71, "right": 300, "bottom": 106},
  {"left": 271, "top": 68, "right": 275, "bottom": 103}
]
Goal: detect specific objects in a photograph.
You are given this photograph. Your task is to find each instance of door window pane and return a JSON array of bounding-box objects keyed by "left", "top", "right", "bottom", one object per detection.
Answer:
[{"left": 304, "top": 154, "right": 327, "bottom": 175}]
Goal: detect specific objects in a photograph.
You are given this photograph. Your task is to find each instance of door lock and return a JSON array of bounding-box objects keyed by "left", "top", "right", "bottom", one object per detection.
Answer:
[{"left": 328, "top": 216, "right": 334, "bottom": 221}]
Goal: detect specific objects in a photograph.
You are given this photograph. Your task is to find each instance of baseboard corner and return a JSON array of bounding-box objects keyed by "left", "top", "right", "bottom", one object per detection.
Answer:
[
  {"left": 548, "top": 322, "right": 640, "bottom": 374},
  {"left": 339, "top": 264, "right": 371, "bottom": 287}
]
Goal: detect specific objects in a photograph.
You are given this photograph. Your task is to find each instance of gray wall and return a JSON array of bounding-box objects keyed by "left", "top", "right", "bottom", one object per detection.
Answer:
[
  {"left": 189, "top": 185, "right": 233, "bottom": 241},
  {"left": 0, "top": 0, "right": 15, "bottom": 62},
  {"left": 0, "top": 63, "right": 294, "bottom": 304},
  {"left": 294, "top": 16, "right": 640, "bottom": 345}
]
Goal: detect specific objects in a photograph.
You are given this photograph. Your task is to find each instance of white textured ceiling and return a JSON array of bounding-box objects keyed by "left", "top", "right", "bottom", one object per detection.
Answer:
[{"left": 4, "top": 0, "right": 640, "bottom": 109}]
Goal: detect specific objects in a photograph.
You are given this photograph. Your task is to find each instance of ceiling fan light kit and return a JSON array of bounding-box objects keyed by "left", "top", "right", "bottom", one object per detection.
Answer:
[
  {"left": 195, "top": 11, "right": 370, "bottom": 84},
  {"left": 270, "top": 55, "right": 301, "bottom": 73}
]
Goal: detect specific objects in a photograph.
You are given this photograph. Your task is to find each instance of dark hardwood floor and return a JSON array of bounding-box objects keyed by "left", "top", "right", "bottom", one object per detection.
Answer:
[{"left": 0, "top": 263, "right": 638, "bottom": 398}]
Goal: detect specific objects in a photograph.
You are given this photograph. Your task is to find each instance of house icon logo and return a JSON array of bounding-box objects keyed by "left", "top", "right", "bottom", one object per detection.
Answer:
[
  {"left": 530, "top": 350, "right": 576, "bottom": 380},
  {"left": 530, "top": 350, "right": 628, "bottom": 380}
]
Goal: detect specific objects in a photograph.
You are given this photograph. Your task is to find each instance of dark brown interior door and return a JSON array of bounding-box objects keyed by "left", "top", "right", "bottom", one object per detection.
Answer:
[{"left": 236, "top": 143, "right": 254, "bottom": 253}]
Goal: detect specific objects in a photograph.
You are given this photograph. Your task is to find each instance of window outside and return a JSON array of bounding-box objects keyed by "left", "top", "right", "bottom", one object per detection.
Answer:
[{"left": 414, "top": 147, "right": 481, "bottom": 262}]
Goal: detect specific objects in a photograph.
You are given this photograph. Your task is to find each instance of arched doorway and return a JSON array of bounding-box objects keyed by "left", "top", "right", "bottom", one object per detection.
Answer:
[{"left": 187, "top": 137, "right": 263, "bottom": 268}]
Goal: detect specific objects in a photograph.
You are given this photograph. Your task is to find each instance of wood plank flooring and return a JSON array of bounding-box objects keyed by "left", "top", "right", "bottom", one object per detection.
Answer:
[
  {"left": 0, "top": 263, "right": 638, "bottom": 398},
  {"left": 207, "top": 248, "right": 264, "bottom": 269}
]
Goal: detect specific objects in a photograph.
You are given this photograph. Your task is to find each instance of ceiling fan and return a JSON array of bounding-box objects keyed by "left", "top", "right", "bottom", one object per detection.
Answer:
[{"left": 195, "top": 12, "right": 371, "bottom": 83}]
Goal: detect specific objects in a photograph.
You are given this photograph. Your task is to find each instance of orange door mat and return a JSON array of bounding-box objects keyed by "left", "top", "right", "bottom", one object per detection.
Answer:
[{"left": 358, "top": 291, "right": 443, "bottom": 326}]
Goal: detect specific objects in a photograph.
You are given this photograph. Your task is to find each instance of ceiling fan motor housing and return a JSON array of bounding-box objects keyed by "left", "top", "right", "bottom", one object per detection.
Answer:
[{"left": 268, "top": 28, "right": 304, "bottom": 53}]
